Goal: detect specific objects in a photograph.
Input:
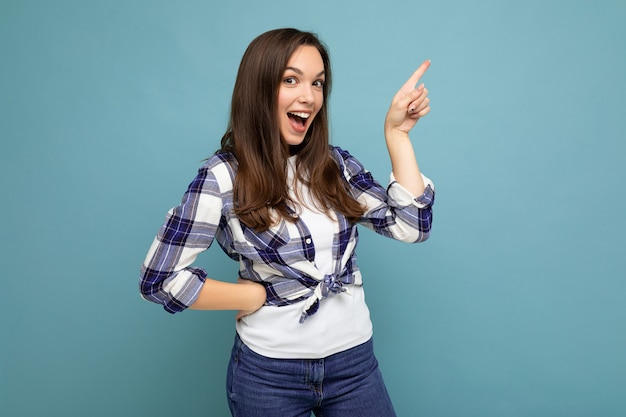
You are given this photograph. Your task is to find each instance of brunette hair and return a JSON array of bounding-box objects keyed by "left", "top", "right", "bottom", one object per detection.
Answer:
[{"left": 220, "top": 28, "right": 364, "bottom": 231}]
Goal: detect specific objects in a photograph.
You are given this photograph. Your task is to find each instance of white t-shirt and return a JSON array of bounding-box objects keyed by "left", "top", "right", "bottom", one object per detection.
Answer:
[{"left": 235, "top": 157, "right": 373, "bottom": 359}]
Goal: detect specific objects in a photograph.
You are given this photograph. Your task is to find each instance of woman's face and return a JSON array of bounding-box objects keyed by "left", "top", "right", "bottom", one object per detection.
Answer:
[{"left": 277, "top": 45, "right": 325, "bottom": 146}]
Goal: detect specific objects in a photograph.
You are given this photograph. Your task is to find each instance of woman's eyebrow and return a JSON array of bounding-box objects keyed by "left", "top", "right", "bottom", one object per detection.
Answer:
[{"left": 284, "top": 67, "right": 325, "bottom": 77}]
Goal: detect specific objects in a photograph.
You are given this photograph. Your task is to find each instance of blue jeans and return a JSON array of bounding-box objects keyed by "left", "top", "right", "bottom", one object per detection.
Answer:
[{"left": 226, "top": 334, "right": 397, "bottom": 417}]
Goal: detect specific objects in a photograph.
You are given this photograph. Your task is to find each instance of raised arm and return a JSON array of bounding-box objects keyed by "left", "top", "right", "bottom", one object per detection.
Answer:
[{"left": 384, "top": 59, "right": 431, "bottom": 196}]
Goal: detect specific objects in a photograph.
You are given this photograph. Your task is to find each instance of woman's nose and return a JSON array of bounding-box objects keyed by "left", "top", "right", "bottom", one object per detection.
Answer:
[{"left": 298, "top": 85, "right": 315, "bottom": 103}]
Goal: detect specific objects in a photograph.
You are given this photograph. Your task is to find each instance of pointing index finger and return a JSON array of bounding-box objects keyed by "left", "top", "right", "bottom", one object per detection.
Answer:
[{"left": 402, "top": 59, "right": 431, "bottom": 91}]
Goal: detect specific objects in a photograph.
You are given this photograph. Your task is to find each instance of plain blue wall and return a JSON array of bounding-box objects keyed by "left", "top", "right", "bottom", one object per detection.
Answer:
[{"left": 2, "top": 0, "right": 625, "bottom": 416}]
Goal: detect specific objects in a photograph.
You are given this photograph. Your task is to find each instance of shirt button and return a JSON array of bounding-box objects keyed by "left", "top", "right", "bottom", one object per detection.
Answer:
[{"left": 305, "top": 238, "right": 312, "bottom": 245}]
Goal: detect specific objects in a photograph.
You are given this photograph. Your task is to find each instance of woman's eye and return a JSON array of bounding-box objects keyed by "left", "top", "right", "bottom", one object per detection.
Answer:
[
  {"left": 284, "top": 77, "right": 297, "bottom": 85},
  {"left": 313, "top": 80, "right": 324, "bottom": 88}
]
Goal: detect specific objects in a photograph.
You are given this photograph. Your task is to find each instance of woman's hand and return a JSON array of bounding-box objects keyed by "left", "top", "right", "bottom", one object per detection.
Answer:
[
  {"left": 235, "top": 278, "right": 266, "bottom": 321},
  {"left": 384, "top": 59, "right": 431, "bottom": 136},
  {"left": 382, "top": 59, "right": 432, "bottom": 196}
]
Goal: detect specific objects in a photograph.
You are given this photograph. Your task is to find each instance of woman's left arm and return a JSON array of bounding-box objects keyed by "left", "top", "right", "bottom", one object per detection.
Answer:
[{"left": 384, "top": 59, "right": 431, "bottom": 196}]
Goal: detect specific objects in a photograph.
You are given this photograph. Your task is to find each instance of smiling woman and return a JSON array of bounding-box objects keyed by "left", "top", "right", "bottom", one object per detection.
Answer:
[
  {"left": 139, "top": 27, "right": 435, "bottom": 417},
  {"left": 278, "top": 46, "right": 325, "bottom": 145}
]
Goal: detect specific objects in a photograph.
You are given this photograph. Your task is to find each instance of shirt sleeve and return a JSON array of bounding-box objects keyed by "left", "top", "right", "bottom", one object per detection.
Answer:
[
  {"left": 387, "top": 171, "right": 435, "bottom": 209},
  {"left": 333, "top": 146, "right": 435, "bottom": 243},
  {"left": 139, "top": 159, "right": 226, "bottom": 314}
]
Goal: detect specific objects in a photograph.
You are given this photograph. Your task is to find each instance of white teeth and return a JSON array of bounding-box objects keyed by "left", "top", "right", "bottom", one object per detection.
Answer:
[{"left": 289, "top": 112, "right": 310, "bottom": 119}]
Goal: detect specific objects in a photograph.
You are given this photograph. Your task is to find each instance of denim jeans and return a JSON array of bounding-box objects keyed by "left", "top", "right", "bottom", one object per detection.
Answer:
[{"left": 226, "top": 334, "right": 397, "bottom": 417}]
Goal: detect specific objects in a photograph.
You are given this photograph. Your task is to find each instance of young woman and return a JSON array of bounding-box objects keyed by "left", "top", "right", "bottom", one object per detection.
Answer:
[{"left": 140, "top": 28, "right": 435, "bottom": 416}]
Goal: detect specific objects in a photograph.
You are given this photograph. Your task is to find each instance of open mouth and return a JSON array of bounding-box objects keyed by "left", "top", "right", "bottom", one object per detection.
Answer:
[{"left": 288, "top": 111, "right": 310, "bottom": 132}]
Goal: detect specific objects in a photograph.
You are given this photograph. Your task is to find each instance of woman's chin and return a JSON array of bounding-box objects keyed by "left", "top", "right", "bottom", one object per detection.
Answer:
[{"left": 281, "top": 135, "right": 306, "bottom": 147}]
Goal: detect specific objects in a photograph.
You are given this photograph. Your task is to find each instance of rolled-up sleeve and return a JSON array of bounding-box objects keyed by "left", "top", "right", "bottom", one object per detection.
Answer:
[
  {"left": 333, "top": 147, "right": 435, "bottom": 243},
  {"left": 387, "top": 171, "right": 435, "bottom": 209},
  {"left": 139, "top": 160, "right": 226, "bottom": 313}
]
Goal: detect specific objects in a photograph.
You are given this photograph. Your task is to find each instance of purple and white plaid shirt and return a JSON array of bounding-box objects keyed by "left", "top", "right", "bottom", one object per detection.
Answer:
[{"left": 140, "top": 146, "right": 434, "bottom": 322}]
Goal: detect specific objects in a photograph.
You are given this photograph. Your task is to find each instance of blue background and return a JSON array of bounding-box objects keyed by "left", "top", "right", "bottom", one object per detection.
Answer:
[{"left": 2, "top": 1, "right": 625, "bottom": 416}]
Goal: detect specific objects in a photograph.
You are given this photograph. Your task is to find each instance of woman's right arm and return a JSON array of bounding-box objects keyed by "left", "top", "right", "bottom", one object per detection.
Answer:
[
  {"left": 139, "top": 159, "right": 265, "bottom": 314},
  {"left": 189, "top": 277, "right": 266, "bottom": 313}
]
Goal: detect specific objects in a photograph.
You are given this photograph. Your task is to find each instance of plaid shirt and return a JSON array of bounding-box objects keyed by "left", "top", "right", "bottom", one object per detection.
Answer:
[{"left": 140, "top": 146, "right": 434, "bottom": 322}]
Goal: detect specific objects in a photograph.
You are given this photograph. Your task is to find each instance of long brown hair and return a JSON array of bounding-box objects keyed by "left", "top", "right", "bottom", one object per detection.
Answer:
[{"left": 219, "top": 28, "right": 364, "bottom": 231}]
